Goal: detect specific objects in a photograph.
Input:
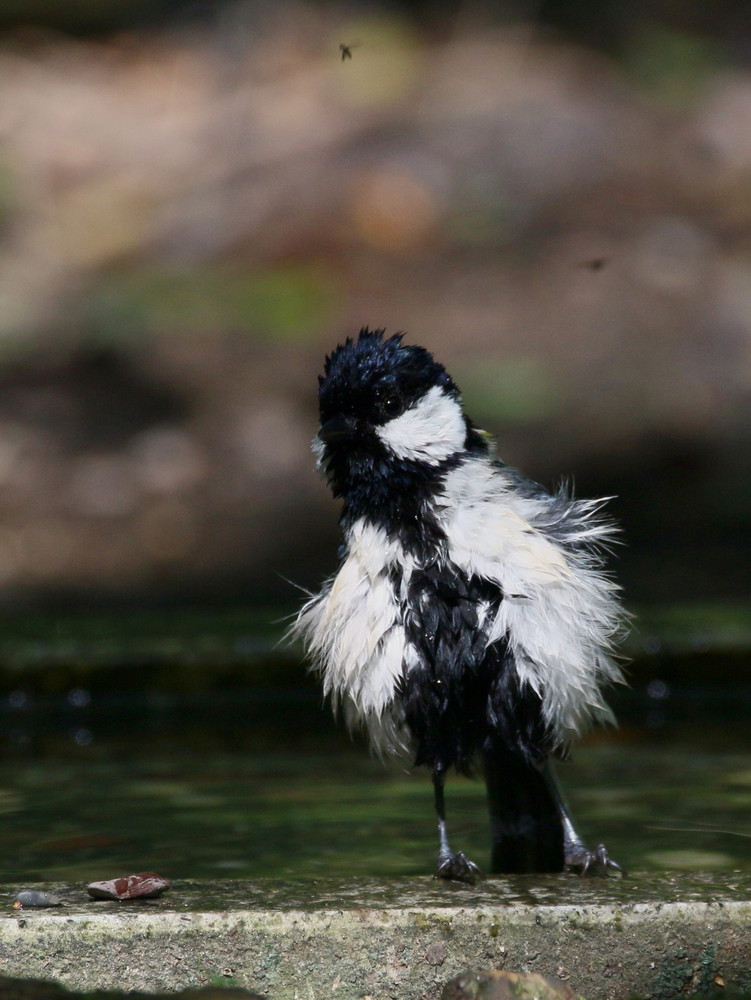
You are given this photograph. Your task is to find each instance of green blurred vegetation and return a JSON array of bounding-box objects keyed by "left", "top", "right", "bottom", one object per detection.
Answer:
[
  {"left": 624, "top": 24, "right": 725, "bottom": 105},
  {"left": 86, "top": 263, "right": 341, "bottom": 346},
  {"left": 457, "top": 358, "right": 563, "bottom": 426},
  {"left": 0, "top": 606, "right": 285, "bottom": 687},
  {"left": 0, "top": 600, "right": 747, "bottom": 689}
]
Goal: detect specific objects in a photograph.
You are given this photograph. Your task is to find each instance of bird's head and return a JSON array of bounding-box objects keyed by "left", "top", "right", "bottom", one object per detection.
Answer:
[{"left": 315, "top": 328, "right": 484, "bottom": 502}]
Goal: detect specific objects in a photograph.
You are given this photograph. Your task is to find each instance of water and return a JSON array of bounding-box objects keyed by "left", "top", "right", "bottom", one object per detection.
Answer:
[{"left": 0, "top": 607, "right": 750, "bottom": 885}]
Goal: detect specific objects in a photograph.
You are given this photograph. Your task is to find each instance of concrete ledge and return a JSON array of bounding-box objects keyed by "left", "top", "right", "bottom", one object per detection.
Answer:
[{"left": 3, "top": 874, "right": 750, "bottom": 999}]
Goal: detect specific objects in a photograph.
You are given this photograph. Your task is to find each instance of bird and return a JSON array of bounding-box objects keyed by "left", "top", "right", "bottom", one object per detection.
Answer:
[{"left": 290, "top": 328, "right": 627, "bottom": 882}]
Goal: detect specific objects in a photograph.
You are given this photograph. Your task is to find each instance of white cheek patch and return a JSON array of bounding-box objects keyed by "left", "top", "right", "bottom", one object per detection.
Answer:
[{"left": 376, "top": 385, "right": 466, "bottom": 464}]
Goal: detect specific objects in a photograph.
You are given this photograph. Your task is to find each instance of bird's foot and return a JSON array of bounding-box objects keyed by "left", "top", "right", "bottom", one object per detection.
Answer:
[
  {"left": 436, "top": 850, "right": 485, "bottom": 885},
  {"left": 565, "top": 841, "right": 624, "bottom": 878}
]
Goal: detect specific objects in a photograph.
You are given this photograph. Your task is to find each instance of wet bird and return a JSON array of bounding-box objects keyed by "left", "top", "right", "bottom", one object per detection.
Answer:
[{"left": 291, "top": 328, "right": 626, "bottom": 881}]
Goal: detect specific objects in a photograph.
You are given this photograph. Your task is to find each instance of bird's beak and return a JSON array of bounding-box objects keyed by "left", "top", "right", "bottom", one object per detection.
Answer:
[{"left": 318, "top": 414, "right": 358, "bottom": 443}]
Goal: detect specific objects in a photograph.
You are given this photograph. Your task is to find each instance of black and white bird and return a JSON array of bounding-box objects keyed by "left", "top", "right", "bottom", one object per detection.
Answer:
[{"left": 291, "top": 328, "right": 627, "bottom": 881}]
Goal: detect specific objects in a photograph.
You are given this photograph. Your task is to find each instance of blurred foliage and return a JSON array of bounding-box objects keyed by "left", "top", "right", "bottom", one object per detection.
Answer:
[
  {"left": 0, "top": 0, "right": 747, "bottom": 61},
  {"left": 624, "top": 24, "right": 725, "bottom": 106},
  {"left": 0, "top": 0, "right": 179, "bottom": 35},
  {"left": 538, "top": 0, "right": 750, "bottom": 56},
  {"left": 0, "top": 606, "right": 284, "bottom": 685},
  {"left": 0, "top": 600, "right": 747, "bottom": 687},
  {"left": 0, "top": 158, "right": 16, "bottom": 226},
  {"left": 331, "top": 14, "right": 423, "bottom": 108},
  {"left": 632, "top": 602, "right": 751, "bottom": 657},
  {"left": 87, "top": 263, "right": 341, "bottom": 345},
  {"left": 0, "top": 0, "right": 746, "bottom": 605},
  {"left": 456, "top": 357, "right": 562, "bottom": 426}
]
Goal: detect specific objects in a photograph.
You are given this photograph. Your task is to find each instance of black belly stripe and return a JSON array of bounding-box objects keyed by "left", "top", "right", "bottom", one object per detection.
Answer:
[{"left": 397, "top": 561, "right": 552, "bottom": 773}]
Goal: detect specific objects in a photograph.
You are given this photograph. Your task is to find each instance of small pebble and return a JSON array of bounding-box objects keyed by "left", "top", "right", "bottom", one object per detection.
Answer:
[
  {"left": 86, "top": 872, "right": 170, "bottom": 901},
  {"left": 14, "top": 890, "right": 63, "bottom": 908}
]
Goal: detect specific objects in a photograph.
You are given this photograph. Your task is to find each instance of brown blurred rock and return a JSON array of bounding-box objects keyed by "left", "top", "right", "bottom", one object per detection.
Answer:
[{"left": 442, "top": 969, "right": 581, "bottom": 1000}]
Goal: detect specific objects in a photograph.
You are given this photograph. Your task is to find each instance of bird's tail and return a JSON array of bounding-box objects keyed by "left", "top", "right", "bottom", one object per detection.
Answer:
[{"left": 483, "top": 748, "right": 564, "bottom": 873}]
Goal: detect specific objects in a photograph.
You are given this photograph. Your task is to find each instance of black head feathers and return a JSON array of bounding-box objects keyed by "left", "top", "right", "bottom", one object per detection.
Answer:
[{"left": 319, "top": 327, "right": 458, "bottom": 426}]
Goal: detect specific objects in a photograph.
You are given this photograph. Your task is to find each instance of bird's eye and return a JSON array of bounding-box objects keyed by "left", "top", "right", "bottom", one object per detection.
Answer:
[{"left": 381, "top": 394, "right": 403, "bottom": 418}]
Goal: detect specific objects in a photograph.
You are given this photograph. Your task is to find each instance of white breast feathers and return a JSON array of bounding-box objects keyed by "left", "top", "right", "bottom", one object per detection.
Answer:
[
  {"left": 288, "top": 520, "right": 413, "bottom": 751},
  {"left": 434, "top": 458, "right": 626, "bottom": 749}
]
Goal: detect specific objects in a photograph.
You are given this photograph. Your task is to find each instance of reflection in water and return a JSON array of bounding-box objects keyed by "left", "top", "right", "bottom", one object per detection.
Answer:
[{"left": 1, "top": 675, "right": 750, "bottom": 883}]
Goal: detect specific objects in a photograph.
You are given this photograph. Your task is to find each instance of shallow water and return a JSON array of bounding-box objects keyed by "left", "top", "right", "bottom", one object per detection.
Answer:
[{"left": 2, "top": 671, "right": 751, "bottom": 885}]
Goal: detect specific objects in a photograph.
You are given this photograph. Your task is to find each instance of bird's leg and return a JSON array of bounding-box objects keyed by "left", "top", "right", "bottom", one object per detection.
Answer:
[
  {"left": 543, "top": 761, "right": 624, "bottom": 877},
  {"left": 432, "top": 763, "right": 484, "bottom": 884}
]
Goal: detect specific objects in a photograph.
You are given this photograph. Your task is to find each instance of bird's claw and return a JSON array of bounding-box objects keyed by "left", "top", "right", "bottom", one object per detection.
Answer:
[
  {"left": 565, "top": 841, "right": 624, "bottom": 878},
  {"left": 436, "top": 850, "right": 485, "bottom": 885}
]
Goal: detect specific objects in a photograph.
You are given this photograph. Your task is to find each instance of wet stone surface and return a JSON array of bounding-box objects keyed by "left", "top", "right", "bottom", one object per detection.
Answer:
[
  {"left": 5, "top": 870, "right": 751, "bottom": 913},
  {"left": 1, "top": 874, "right": 751, "bottom": 1000}
]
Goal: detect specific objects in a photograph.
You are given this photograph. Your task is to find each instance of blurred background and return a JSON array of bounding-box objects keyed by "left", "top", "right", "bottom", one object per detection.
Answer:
[
  {"left": 0, "top": 0, "right": 748, "bottom": 612},
  {"left": 0, "top": 0, "right": 750, "bottom": 894}
]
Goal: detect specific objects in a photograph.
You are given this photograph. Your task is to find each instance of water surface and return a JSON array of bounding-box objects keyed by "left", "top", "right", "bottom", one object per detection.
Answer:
[{"left": 0, "top": 607, "right": 749, "bottom": 884}]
